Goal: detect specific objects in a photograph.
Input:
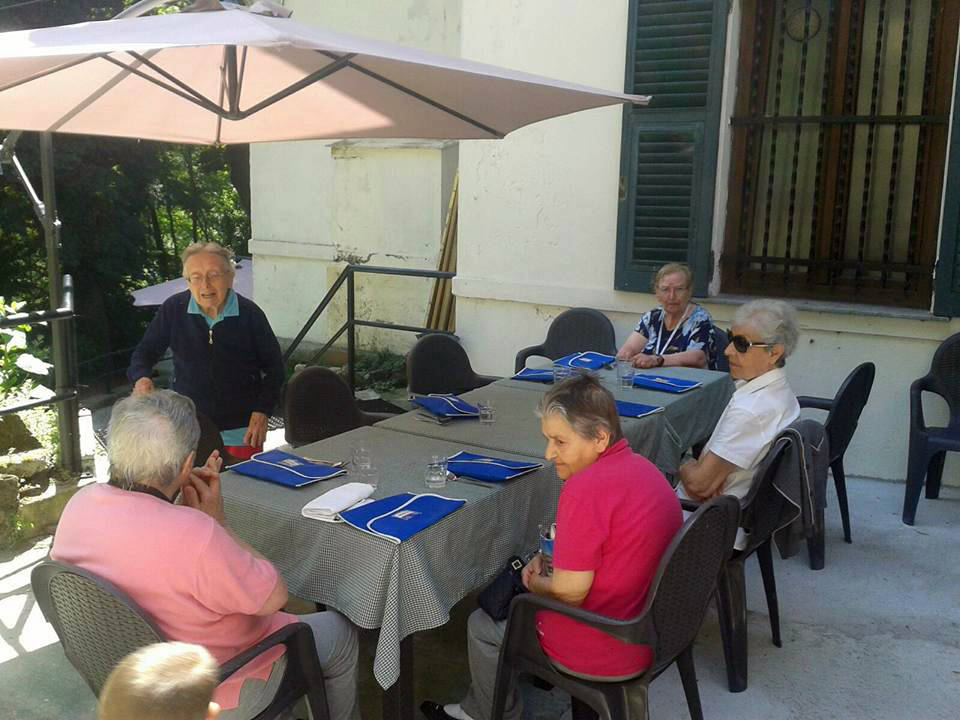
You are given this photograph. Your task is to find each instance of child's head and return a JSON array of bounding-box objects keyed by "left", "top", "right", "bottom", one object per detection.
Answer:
[{"left": 98, "top": 642, "right": 220, "bottom": 720}]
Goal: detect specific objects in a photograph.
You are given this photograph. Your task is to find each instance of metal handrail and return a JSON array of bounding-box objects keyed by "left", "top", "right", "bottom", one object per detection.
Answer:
[
  {"left": 284, "top": 264, "right": 455, "bottom": 391},
  {"left": 0, "top": 275, "right": 82, "bottom": 474}
]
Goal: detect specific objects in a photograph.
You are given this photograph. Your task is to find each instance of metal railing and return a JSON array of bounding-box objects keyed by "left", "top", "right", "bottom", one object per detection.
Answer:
[
  {"left": 0, "top": 275, "right": 81, "bottom": 474},
  {"left": 283, "top": 264, "right": 455, "bottom": 391}
]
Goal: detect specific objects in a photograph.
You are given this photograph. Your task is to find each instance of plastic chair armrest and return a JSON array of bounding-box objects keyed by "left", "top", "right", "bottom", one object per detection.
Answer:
[
  {"left": 910, "top": 374, "right": 936, "bottom": 432},
  {"left": 514, "top": 345, "right": 546, "bottom": 374},
  {"left": 797, "top": 395, "right": 833, "bottom": 412},
  {"left": 219, "top": 622, "right": 311, "bottom": 682},
  {"left": 506, "top": 591, "right": 652, "bottom": 647},
  {"left": 472, "top": 374, "right": 500, "bottom": 389}
]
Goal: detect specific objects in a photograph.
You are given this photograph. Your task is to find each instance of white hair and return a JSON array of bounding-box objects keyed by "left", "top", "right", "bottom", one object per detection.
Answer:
[
  {"left": 734, "top": 299, "right": 799, "bottom": 364},
  {"left": 180, "top": 242, "right": 235, "bottom": 278},
  {"left": 107, "top": 391, "right": 200, "bottom": 489}
]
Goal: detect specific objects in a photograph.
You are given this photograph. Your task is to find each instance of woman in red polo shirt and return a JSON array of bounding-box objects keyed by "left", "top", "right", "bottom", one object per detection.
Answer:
[{"left": 422, "top": 375, "right": 683, "bottom": 720}]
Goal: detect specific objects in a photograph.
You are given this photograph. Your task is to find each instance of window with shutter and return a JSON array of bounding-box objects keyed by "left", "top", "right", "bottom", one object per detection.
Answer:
[{"left": 615, "top": 0, "right": 729, "bottom": 296}]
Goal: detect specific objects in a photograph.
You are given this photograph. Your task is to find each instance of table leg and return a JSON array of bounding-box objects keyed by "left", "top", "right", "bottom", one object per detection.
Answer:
[{"left": 382, "top": 635, "right": 415, "bottom": 720}]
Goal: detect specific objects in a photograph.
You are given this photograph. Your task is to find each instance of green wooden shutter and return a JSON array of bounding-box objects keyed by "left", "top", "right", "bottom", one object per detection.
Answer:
[
  {"left": 933, "top": 53, "right": 960, "bottom": 317},
  {"left": 615, "top": 0, "right": 729, "bottom": 296}
]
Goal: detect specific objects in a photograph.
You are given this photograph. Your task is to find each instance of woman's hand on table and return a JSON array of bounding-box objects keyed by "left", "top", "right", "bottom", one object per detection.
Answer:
[{"left": 632, "top": 354, "right": 663, "bottom": 369}]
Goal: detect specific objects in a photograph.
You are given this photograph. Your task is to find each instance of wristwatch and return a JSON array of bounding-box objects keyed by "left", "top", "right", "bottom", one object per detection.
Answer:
[{"left": 656, "top": 355, "right": 665, "bottom": 367}]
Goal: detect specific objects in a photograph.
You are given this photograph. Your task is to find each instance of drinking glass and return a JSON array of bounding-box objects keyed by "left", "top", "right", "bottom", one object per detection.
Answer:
[
  {"left": 478, "top": 401, "right": 495, "bottom": 425},
  {"left": 425, "top": 457, "right": 448, "bottom": 489},
  {"left": 616, "top": 360, "right": 636, "bottom": 390},
  {"left": 358, "top": 465, "right": 379, "bottom": 490},
  {"left": 352, "top": 447, "right": 371, "bottom": 469}
]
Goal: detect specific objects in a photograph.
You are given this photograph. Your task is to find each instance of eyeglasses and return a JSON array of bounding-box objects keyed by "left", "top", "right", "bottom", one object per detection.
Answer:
[
  {"left": 726, "top": 330, "right": 777, "bottom": 354},
  {"left": 187, "top": 272, "right": 224, "bottom": 285},
  {"left": 656, "top": 285, "right": 689, "bottom": 296}
]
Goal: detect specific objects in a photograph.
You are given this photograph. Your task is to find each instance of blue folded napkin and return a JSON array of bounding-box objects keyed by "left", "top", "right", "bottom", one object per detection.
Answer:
[
  {"left": 340, "top": 492, "right": 466, "bottom": 543},
  {"left": 512, "top": 367, "right": 555, "bottom": 383},
  {"left": 446, "top": 451, "right": 543, "bottom": 483},
  {"left": 553, "top": 351, "right": 616, "bottom": 370},
  {"left": 231, "top": 449, "right": 346, "bottom": 488},
  {"left": 632, "top": 374, "right": 702, "bottom": 393},
  {"left": 412, "top": 394, "right": 480, "bottom": 418},
  {"left": 615, "top": 400, "right": 664, "bottom": 418}
]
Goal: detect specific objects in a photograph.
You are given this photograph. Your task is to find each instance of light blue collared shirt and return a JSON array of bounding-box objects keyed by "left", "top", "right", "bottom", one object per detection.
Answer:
[{"left": 187, "top": 288, "right": 239, "bottom": 328}]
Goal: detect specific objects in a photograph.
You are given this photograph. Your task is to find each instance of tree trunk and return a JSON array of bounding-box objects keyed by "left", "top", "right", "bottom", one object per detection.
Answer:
[{"left": 147, "top": 199, "right": 171, "bottom": 277}]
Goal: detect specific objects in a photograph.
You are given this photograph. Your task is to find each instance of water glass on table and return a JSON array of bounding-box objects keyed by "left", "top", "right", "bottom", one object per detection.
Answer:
[
  {"left": 425, "top": 455, "right": 448, "bottom": 489},
  {"left": 616, "top": 360, "right": 636, "bottom": 390},
  {"left": 477, "top": 401, "right": 495, "bottom": 425},
  {"left": 357, "top": 464, "right": 379, "bottom": 490}
]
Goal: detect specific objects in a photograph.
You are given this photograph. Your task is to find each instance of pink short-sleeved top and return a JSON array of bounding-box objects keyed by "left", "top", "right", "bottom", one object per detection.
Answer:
[
  {"left": 537, "top": 439, "right": 683, "bottom": 677},
  {"left": 50, "top": 483, "right": 295, "bottom": 709}
]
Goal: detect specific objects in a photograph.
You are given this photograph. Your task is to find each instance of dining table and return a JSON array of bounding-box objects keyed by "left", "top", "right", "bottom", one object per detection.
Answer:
[
  {"left": 220, "top": 425, "right": 559, "bottom": 720},
  {"left": 377, "top": 364, "right": 734, "bottom": 474}
]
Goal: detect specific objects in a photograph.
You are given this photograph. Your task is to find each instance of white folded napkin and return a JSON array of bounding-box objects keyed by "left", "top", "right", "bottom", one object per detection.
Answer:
[{"left": 301, "top": 482, "right": 375, "bottom": 521}]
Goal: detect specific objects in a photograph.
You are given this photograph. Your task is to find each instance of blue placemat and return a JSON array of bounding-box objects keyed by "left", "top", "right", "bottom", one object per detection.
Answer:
[
  {"left": 340, "top": 492, "right": 467, "bottom": 543},
  {"left": 412, "top": 394, "right": 480, "bottom": 418},
  {"left": 632, "top": 374, "right": 702, "bottom": 393},
  {"left": 447, "top": 451, "right": 543, "bottom": 483},
  {"left": 553, "top": 351, "right": 616, "bottom": 370},
  {"left": 615, "top": 400, "right": 664, "bottom": 418},
  {"left": 231, "top": 449, "right": 346, "bottom": 488},
  {"left": 511, "top": 367, "right": 555, "bottom": 383}
]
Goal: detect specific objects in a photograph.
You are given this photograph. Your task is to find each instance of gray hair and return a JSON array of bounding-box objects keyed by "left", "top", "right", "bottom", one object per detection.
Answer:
[
  {"left": 107, "top": 391, "right": 200, "bottom": 489},
  {"left": 535, "top": 374, "right": 624, "bottom": 445},
  {"left": 734, "top": 299, "right": 799, "bottom": 364},
  {"left": 180, "top": 242, "right": 235, "bottom": 278}
]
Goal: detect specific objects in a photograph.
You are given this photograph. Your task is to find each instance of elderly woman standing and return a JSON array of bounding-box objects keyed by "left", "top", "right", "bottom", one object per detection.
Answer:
[
  {"left": 422, "top": 375, "right": 681, "bottom": 720},
  {"left": 128, "top": 242, "right": 284, "bottom": 457},
  {"left": 676, "top": 299, "right": 800, "bottom": 502},
  {"left": 616, "top": 263, "right": 715, "bottom": 369}
]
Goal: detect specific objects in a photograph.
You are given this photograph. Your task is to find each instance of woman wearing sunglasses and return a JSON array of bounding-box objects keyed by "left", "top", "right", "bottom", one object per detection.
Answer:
[
  {"left": 616, "top": 263, "right": 715, "bottom": 369},
  {"left": 676, "top": 299, "right": 800, "bottom": 503}
]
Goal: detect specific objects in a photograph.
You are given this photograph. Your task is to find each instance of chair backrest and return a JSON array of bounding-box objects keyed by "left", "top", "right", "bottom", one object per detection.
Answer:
[
  {"left": 541, "top": 308, "right": 617, "bottom": 359},
  {"left": 928, "top": 332, "right": 960, "bottom": 419},
  {"left": 643, "top": 496, "right": 740, "bottom": 669},
  {"left": 283, "top": 366, "right": 365, "bottom": 446},
  {"left": 407, "top": 333, "right": 478, "bottom": 395},
  {"left": 31, "top": 560, "right": 164, "bottom": 697},
  {"left": 195, "top": 410, "right": 225, "bottom": 467},
  {"left": 824, "top": 362, "right": 875, "bottom": 462},
  {"left": 738, "top": 436, "right": 794, "bottom": 550},
  {"left": 710, "top": 326, "right": 730, "bottom": 372}
]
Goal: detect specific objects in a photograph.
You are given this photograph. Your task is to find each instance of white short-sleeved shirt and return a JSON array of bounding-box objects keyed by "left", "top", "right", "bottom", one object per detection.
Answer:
[{"left": 700, "top": 367, "right": 800, "bottom": 498}]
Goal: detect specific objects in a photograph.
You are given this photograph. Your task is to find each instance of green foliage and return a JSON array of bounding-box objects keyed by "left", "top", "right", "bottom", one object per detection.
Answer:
[
  {"left": 0, "top": 297, "right": 51, "bottom": 398},
  {"left": 350, "top": 350, "right": 407, "bottom": 393}
]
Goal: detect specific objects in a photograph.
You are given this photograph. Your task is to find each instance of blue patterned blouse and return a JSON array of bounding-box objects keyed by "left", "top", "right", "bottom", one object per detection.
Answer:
[{"left": 634, "top": 304, "right": 714, "bottom": 360}]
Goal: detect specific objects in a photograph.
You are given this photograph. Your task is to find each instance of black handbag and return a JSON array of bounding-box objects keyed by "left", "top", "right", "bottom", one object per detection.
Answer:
[{"left": 477, "top": 555, "right": 527, "bottom": 621}]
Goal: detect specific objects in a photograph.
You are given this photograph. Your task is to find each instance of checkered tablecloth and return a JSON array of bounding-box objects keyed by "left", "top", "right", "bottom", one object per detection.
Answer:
[
  {"left": 379, "top": 366, "right": 733, "bottom": 474},
  {"left": 221, "top": 426, "right": 560, "bottom": 690}
]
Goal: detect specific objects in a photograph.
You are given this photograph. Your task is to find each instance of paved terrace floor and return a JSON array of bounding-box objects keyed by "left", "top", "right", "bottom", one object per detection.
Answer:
[{"left": 1, "top": 475, "right": 957, "bottom": 720}]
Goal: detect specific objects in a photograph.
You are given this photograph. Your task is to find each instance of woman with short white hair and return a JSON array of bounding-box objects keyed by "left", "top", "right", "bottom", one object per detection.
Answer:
[
  {"left": 676, "top": 299, "right": 800, "bottom": 501},
  {"left": 127, "top": 242, "right": 284, "bottom": 459}
]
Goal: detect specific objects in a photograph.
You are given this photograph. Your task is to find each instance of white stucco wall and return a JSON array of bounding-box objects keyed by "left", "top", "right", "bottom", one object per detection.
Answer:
[{"left": 249, "top": 0, "right": 460, "bottom": 354}]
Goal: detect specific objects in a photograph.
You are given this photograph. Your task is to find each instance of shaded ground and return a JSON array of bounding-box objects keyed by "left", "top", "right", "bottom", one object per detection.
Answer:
[{"left": 2, "top": 476, "right": 958, "bottom": 720}]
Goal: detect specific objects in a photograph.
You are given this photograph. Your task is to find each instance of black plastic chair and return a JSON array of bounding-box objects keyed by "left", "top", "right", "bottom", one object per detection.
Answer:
[
  {"left": 903, "top": 332, "right": 960, "bottom": 525},
  {"left": 406, "top": 333, "right": 498, "bottom": 396},
  {"left": 797, "top": 362, "right": 875, "bottom": 542},
  {"left": 31, "top": 560, "right": 329, "bottom": 720},
  {"left": 710, "top": 327, "right": 730, "bottom": 373},
  {"left": 283, "top": 366, "right": 395, "bottom": 447},
  {"left": 514, "top": 308, "right": 617, "bottom": 373},
  {"left": 682, "top": 437, "right": 798, "bottom": 693},
  {"left": 490, "top": 496, "right": 740, "bottom": 720}
]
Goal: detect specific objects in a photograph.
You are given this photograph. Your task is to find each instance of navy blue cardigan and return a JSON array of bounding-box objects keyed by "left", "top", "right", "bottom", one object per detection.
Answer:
[{"left": 128, "top": 291, "right": 284, "bottom": 431}]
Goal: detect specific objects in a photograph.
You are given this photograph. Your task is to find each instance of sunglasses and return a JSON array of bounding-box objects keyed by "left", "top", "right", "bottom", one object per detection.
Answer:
[{"left": 726, "top": 330, "right": 777, "bottom": 354}]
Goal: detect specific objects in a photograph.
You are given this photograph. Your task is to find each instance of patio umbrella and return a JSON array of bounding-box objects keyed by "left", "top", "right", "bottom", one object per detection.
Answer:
[
  {"left": 0, "top": 1, "right": 648, "bottom": 145},
  {"left": 131, "top": 257, "right": 253, "bottom": 307}
]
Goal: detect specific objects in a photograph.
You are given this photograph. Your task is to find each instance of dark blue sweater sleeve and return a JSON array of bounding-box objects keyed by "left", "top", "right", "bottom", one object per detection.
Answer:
[
  {"left": 249, "top": 304, "right": 285, "bottom": 416},
  {"left": 127, "top": 304, "right": 171, "bottom": 385}
]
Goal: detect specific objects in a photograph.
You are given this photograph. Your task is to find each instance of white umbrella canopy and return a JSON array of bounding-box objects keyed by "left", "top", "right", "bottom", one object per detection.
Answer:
[{"left": 0, "top": 2, "right": 648, "bottom": 145}]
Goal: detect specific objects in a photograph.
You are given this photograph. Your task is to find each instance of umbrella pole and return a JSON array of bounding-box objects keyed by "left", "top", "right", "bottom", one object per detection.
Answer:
[{"left": 39, "top": 134, "right": 82, "bottom": 475}]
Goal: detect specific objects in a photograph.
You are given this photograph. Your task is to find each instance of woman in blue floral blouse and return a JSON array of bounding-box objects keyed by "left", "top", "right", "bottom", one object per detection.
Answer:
[{"left": 616, "top": 263, "right": 715, "bottom": 369}]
